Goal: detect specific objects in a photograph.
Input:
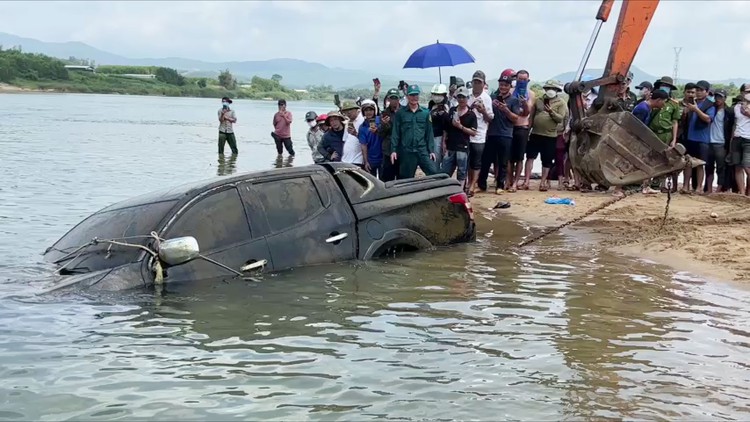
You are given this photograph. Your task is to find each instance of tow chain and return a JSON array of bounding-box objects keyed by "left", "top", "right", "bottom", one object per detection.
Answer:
[
  {"left": 517, "top": 157, "right": 693, "bottom": 248},
  {"left": 658, "top": 157, "right": 691, "bottom": 233},
  {"left": 517, "top": 186, "right": 639, "bottom": 248}
]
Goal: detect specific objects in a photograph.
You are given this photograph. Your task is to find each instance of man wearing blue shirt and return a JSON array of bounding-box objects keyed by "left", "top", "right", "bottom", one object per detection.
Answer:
[
  {"left": 681, "top": 80, "right": 716, "bottom": 194},
  {"left": 632, "top": 89, "right": 668, "bottom": 126}
]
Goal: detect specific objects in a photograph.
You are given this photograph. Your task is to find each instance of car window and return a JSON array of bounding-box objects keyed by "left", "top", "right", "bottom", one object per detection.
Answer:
[
  {"left": 254, "top": 177, "right": 324, "bottom": 232},
  {"left": 164, "top": 188, "right": 250, "bottom": 252},
  {"left": 333, "top": 168, "right": 375, "bottom": 201}
]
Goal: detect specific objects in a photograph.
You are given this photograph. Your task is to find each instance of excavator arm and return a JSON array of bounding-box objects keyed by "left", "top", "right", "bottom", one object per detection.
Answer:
[{"left": 565, "top": 0, "right": 696, "bottom": 187}]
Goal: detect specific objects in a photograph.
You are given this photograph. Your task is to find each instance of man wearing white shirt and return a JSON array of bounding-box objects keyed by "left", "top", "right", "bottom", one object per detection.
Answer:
[
  {"left": 466, "top": 70, "right": 494, "bottom": 196},
  {"left": 340, "top": 101, "right": 365, "bottom": 166}
]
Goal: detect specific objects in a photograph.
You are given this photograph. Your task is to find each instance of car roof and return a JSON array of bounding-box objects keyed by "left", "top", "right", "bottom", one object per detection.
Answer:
[{"left": 98, "top": 164, "right": 332, "bottom": 213}]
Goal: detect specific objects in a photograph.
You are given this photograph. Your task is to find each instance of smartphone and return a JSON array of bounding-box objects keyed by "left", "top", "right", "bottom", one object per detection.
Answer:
[
  {"left": 369, "top": 120, "right": 377, "bottom": 130},
  {"left": 450, "top": 76, "right": 457, "bottom": 87},
  {"left": 334, "top": 94, "right": 340, "bottom": 107},
  {"left": 543, "top": 98, "right": 551, "bottom": 107},
  {"left": 373, "top": 78, "right": 380, "bottom": 85},
  {"left": 688, "top": 97, "right": 696, "bottom": 104},
  {"left": 399, "top": 80, "right": 406, "bottom": 89}
]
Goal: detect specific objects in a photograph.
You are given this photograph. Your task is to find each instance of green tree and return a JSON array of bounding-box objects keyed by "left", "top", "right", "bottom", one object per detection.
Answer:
[
  {"left": 197, "top": 78, "right": 207, "bottom": 88},
  {"left": 218, "top": 69, "right": 236, "bottom": 90},
  {"left": 271, "top": 74, "right": 282, "bottom": 83},
  {"left": 155, "top": 67, "right": 185, "bottom": 86}
]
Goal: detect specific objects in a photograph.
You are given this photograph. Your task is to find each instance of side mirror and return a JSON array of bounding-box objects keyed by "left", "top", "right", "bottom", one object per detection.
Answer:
[{"left": 158, "top": 236, "right": 200, "bottom": 266}]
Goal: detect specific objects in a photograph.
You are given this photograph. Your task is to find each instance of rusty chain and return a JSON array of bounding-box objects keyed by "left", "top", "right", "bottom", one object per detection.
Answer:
[
  {"left": 516, "top": 186, "right": 640, "bottom": 248},
  {"left": 517, "top": 155, "right": 693, "bottom": 248},
  {"left": 658, "top": 156, "right": 691, "bottom": 233}
]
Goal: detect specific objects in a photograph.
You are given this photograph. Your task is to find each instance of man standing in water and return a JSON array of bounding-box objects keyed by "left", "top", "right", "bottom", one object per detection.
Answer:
[
  {"left": 391, "top": 84, "right": 438, "bottom": 179},
  {"left": 218, "top": 96, "right": 238, "bottom": 155},
  {"left": 272, "top": 99, "right": 295, "bottom": 157}
]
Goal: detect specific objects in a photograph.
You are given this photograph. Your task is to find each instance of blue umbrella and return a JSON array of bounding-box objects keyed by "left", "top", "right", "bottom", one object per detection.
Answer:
[{"left": 403, "top": 40, "right": 476, "bottom": 83}]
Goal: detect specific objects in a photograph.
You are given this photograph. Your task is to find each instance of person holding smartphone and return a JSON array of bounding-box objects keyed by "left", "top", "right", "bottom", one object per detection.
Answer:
[
  {"left": 680, "top": 80, "right": 716, "bottom": 195},
  {"left": 218, "top": 96, "right": 238, "bottom": 155},
  {"left": 524, "top": 80, "right": 566, "bottom": 192},
  {"left": 441, "top": 87, "right": 477, "bottom": 191}
]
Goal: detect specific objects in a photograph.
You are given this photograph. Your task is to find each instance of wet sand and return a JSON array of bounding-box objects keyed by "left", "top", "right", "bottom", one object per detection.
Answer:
[{"left": 470, "top": 180, "right": 750, "bottom": 283}]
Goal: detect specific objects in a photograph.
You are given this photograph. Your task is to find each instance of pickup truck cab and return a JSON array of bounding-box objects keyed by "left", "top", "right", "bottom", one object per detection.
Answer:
[{"left": 42, "top": 163, "right": 475, "bottom": 291}]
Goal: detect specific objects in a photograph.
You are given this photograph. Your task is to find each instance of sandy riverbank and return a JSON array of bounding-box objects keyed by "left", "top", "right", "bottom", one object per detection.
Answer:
[{"left": 470, "top": 180, "right": 750, "bottom": 283}]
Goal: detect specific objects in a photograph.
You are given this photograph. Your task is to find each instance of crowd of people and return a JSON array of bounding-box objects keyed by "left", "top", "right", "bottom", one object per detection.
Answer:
[{"left": 218, "top": 70, "right": 750, "bottom": 198}]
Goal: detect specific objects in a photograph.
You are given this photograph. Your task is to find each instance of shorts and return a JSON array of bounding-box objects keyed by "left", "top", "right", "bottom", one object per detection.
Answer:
[
  {"left": 511, "top": 126, "right": 530, "bottom": 163},
  {"left": 729, "top": 137, "right": 750, "bottom": 168},
  {"left": 469, "top": 143, "right": 485, "bottom": 170},
  {"left": 527, "top": 133, "right": 557, "bottom": 168},
  {"left": 684, "top": 140, "right": 710, "bottom": 163}
]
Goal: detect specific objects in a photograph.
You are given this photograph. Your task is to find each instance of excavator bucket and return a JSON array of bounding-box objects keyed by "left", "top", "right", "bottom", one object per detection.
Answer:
[{"left": 569, "top": 111, "right": 703, "bottom": 187}]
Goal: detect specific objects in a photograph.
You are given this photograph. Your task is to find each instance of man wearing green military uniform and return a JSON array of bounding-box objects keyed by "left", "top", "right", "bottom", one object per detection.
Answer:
[
  {"left": 390, "top": 84, "right": 438, "bottom": 179},
  {"left": 648, "top": 76, "right": 682, "bottom": 191}
]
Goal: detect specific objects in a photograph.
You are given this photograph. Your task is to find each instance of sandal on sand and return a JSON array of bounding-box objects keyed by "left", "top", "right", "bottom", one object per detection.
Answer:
[
  {"left": 508, "top": 186, "right": 517, "bottom": 193},
  {"left": 679, "top": 188, "right": 692, "bottom": 195},
  {"left": 642, "top": 187, "right": 660, "bottom": 195},
  {"left": 539, "top": 183, "right": 549, "bottom": 192},
  {"left": 518, "top": 183, "right": 530, "bottom": 191}
]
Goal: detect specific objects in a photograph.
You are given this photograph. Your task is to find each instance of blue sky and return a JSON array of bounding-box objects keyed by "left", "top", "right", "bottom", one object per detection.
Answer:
[{"left": 1, "top": 1, "right": 748, "bottom": 81}]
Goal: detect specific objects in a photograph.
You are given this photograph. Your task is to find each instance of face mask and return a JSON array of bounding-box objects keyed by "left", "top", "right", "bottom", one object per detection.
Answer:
[
  {"left": 545, "top": 89, "right": 558, "bottom": 98},
  {"left": 639, "top": 89, "right": 647, "bottom": 97},
  {"left": 431, "top": 94, "right": 445, "bottom": 103},
  {"left": 307, "top": 120, "right": 317, "bottom": 128},
  {"left": 744, "top": 93, "right": 750, "bottom": 101},
  {"left": 708, "top": 95, "right": 715, "bottom": 102},
  {"left": 222, "top": 102, "right": 229, "bottom": 108},
  {"left": 659, "top": 86, "right": 671, "bottom": 95}
]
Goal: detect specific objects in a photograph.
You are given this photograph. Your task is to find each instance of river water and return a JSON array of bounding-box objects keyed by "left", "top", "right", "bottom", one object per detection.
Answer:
[{"left": 1, "top": 93, "right": 750, "bottom": 420}]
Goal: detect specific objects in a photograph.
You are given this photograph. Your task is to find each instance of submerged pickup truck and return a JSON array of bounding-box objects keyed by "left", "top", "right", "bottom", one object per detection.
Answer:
[{"left": 42, "top": 163, "right": 476, "bottom": 292}]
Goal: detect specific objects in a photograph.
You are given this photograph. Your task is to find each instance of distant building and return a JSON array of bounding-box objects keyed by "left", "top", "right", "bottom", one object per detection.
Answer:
[
  {"left": 64, "top": 65, "right": 95, "bottom": 72},
  {"left": 118, "top": 74, "right": 157, "bottom": 80}
]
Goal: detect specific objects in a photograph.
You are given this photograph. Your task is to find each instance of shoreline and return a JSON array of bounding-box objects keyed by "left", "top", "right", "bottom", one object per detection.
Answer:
[{"left": 470, "top": 180, "right": 750, "bottom": 284}]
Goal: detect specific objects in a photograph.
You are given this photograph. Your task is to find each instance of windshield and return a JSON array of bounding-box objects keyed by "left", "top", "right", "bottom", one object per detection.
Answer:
[{"left": 45, "top": 200, "right": 178, "bottom": 271}]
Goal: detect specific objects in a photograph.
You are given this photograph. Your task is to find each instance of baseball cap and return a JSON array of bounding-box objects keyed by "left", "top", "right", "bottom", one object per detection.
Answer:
[
  {"left": 221, "top": 96, "right": 233, "bottom": 104},
  {"left": 315, "top": 113, "right": 328, "bottom": 122},
  {"left": 386, "top": 88, "right": 400, "bottom": 99},
  {"left": 455, "top": 87, "right": 470, "bottom": 97},
  {"left": 340, "top": 100, "right": 360, "bottom": 111},
  {"left": 305, "top": 111, "right": 318, "bottom": 121},
  {"left": 635, "top": 81, "right": 653, "bottom": 90},
  {"left": 407, "top": 84, "right": 421, "bottom": 95},
  {"left": 650, "top": 89, "right": 668, "bottom": 101},
  {"left": 714, "top": 89, "right": 727, "bottom": 98},
  {"left": 696, "top": 80, "right": 711, "bottom": 91},
  {"left": 472, "top": 70, "right": 486, "bottom": 83}
]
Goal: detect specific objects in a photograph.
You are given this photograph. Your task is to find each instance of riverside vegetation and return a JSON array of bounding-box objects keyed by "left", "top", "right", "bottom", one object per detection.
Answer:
[
  {"left": 0, "top": 47, "right": 378, "bottom": 101},
  {"left": 2, "top": 46, "right": 742, "bottom": 102}
]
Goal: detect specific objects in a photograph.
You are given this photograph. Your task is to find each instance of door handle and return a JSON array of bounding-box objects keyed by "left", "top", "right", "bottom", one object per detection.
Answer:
[
  {"left": 326, "top": 233, "right": 348, "bottom": 244},
  {"left": 241, "top": 259, "right": 267, "bottom": 272}
]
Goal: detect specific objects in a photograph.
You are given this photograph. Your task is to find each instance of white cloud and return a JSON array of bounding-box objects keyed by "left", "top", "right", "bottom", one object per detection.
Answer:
[{"left": 0, "top": 0, "right": 747, "bottom": 81}]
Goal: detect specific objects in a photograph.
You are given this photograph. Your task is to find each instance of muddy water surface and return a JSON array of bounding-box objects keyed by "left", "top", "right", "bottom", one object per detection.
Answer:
[{"left": 1, "top": 93, "right": 749, "bottom": 420}]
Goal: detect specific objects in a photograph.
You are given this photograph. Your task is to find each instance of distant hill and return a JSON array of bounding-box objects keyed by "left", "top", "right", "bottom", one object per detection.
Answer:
[
  {"left": 550, "top": 66, "right": 746, "bottom": 87},
  {"left": 0, "top": 32, "right": 435, "bottom": 90}
]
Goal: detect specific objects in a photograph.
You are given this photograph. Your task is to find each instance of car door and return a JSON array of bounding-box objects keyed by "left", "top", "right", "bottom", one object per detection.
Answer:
[
  {"left": 159, "top": 186, "right": 273, "bottom": 283},
  {"left": 239, "top": 172, "right": 356, "bottom": 271}
]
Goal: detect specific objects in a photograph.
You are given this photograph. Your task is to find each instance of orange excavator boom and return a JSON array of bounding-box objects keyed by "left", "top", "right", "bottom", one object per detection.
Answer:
[
  {"left": 601, "top": 0, "right": 660, "bottom": 97},
  {"left": 565, "top": 0, "right": 697, "bottom": 188}
]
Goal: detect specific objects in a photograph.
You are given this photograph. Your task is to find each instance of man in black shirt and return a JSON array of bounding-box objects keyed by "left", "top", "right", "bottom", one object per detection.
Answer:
[{"left": 441, "top": 87, "right": 478, "bottom": 193}]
